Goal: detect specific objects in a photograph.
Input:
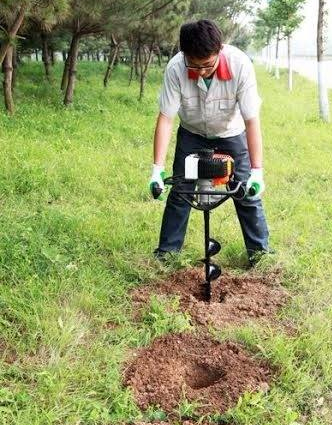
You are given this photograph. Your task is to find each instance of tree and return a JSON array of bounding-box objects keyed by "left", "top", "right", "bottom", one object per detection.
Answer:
[
  {"left": 253, "top": 8, "right": 277, "bottom": 72},
  {"left": 0, "top": 0, "right": 69, "bottom": 113},
  {"left": 188, "top": 0, "right": 259, "bottom": 42},
  {"left": 109, "top": 0, "right": 190, "bottom": 98},
  {"left": 230, "top": 24, "right": 253, "bottom": 51},
  {"left": 0, "top": 0, "right": 63, "bottom": 66},
  {"left": 0, "top": 2, "right": 27, "bottom": 67},
  {"left": 29, "top": 0, "right": 70, "bottom": 80},
  {"left": 103, "top": 33, "right": 120, "bottom": 87},
  {"left": 269, "top": 0, "right": 305, "bottom": 88},
  {"left": 253, "top": 0, "right": 304, "bottom": 86},
  {"left": 2, "top": 44, "right": 15, "bottom": 114},
  {"left": 317, "top": 0, "right": 330, "bottom": 122},
  {"left": 61, "top": 0, "right": 112, "bottom": 105},
  {"left": 133, "top": 0, "right": 190, "bottom": 100}
]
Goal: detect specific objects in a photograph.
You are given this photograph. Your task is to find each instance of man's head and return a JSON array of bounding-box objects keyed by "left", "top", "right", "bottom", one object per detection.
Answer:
[{"left": 180, "top": 19, "right": 222, "bottom": 78}]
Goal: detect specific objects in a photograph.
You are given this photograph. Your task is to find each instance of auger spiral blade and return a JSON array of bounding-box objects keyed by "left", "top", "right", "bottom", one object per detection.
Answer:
[
  {"left": 208, "top": 238, "right": 221, "bottom": 257},
  {"left": 208, "top": 263, "right": 221, "bottom": 281}
]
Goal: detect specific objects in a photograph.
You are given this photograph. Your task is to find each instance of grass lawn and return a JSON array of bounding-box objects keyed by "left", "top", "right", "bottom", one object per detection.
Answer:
[{"left": 0, "top": 60, "right": 331, "bottom": 425}]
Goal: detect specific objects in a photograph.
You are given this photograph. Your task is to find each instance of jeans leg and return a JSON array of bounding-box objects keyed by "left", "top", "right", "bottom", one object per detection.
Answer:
[
  {"left": 214, "top": 133, "right": 269, "bottom": 255},
  {"left": 157, "top": 127, "right": 205, "bottom": 252}
]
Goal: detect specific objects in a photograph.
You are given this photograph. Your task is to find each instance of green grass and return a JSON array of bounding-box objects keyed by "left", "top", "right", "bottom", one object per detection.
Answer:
[{"left": 0, "top": 59, "right": 331, "bottom": 424}]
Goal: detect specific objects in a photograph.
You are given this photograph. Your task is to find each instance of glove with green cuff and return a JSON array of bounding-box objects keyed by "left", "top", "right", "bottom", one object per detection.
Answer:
[
  {"left": 149, "top": 164, "right": 167, "bottom": 201},
  {"left": 246, "top": 168, "right": 265, "bottom": 200}
]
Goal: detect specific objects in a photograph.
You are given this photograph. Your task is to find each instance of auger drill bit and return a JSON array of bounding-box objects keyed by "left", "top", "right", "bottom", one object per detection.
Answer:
[{"left": 202, "top": 210, "right": 221, "bottom": 301}]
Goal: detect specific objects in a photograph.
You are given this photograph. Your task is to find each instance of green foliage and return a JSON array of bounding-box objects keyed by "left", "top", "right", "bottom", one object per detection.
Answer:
[
  {"left": 269, "top": 0, "right": 305, "bottom": 37},
  {"left": 140, "top": 295, "right": 193, "bottom": 342},
  {"left": 189, "top": 0, "right": 258, "bottom": 41},
  {"left": 254, "top": 0, "right": 305, "bottom": 48},
  {"left": 176, "top": 396, "right": 201, "bottom": 420},
  {"left": 0, "top": 62, "right": 331, "bottom": 425}
]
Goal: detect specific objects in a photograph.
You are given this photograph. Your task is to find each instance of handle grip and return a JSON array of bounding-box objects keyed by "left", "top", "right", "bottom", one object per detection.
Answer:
[
  {"left": 151, "top": 182, "right": 163, "bottom": 199},
  {"left": 248, "top": 182, "right": 260, "bottom": 197}
]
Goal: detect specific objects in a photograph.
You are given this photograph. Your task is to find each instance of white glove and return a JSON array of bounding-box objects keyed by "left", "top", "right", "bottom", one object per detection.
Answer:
[
  {"left": 246, "top": 168, "right": 265, "bottom": 200},
  {"left": 149, "top": 164, "right": 166, "bottom": 200}
]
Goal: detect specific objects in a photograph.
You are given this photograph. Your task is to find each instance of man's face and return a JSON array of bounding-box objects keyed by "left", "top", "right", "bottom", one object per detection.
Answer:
[{"left": 185, "top": 53, "right": 219, "bottom": 78}]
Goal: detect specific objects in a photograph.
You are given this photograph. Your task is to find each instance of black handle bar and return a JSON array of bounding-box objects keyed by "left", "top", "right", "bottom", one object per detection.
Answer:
[{"left": 163, "top": 176, "right": 246, "bottom": 211}]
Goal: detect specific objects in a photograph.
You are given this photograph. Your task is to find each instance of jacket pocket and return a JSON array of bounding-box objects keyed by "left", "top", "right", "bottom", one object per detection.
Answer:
[
  {"left": 182, "top": 96, "right": 200, "bottom": 109},
  {"left": 181, "top": 97, "right": 200, "bottom": 120},
  {"left": 219, "top": 98, "right": 236, "bottom": 111}
]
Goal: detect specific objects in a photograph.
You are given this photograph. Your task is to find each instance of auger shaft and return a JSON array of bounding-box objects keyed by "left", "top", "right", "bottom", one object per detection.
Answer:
[{"left": 203, "top": 210, "right": 211, "bottom": 301}]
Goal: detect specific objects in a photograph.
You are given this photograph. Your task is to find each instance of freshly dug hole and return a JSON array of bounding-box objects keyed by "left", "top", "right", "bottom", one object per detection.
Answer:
[
  {"left": 132, "top": 267, "right": 288, "bottom": 328},
  {"left": 123, "top": 333, "right": 273, "bottom": 415},
  {"left": 185, "top": 363, "right": 225, "bottom": 389}
]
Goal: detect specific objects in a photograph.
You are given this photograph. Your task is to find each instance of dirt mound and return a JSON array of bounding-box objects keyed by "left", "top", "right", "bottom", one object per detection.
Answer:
[
  {"left": 134, "top": 420, "right": 222, "bottom": 425},
  {"left": 132, "top": 422, "right": 226, "bottom": 425},
  {"left": 132, "top": 267, "right": 288, "bottom": 329},
  {"left": 123, "top": 333, "right": 272, "bottom": 415}
]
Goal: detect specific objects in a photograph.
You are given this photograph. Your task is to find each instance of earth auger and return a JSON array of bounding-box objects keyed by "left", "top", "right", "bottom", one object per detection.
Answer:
[{"left": 152, "top": 149, "right": 249, "bottom": 302}]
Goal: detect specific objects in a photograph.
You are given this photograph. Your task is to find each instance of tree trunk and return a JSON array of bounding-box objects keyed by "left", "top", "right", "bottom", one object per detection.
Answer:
[
  {"left": 0, "top": 5, "right": 26, "bottom": 67},
  {"left": 64, "top": 33, "right": 81, "bottom": 106},
  {"left": 62, "top": 50, "right": 67, "bottom": 62},
  {"left": 128, "top": 47, "right": 135, "bottom": 85},
  {"left": 264, "top": 45, "right": 269, "bottom": 70},
  {"left": 317, "top": 0, "right": 330, "bottom": 122},
  {"left": 171, "top": 42, "right": 178, "bottom": 58},
  {"left": 61, "top": 55, "right": 70, "bottom": 90},
  {"left": 114, "top": 55, "right": 119, "bottom": 67},
  {"left": 156, "top": 46, "right": 162, "bottom": 67},
  {"left": 138, "top": 44, "right": 144, "bottom": 100},
  {"left": 274, "top": 28, "right": 280, "bottom": 79},
  {"left": 41, "top": 32, "right": 51, "bottom": 81},
  {"left": 287, "top": 36, "right": 293, "bottom": 91},
  {"left": 104, "top": 43, "right": 119, "bottom": 87},
  {"left": 3, "top": 46, "right": 14, "bottom": 115},
  {"left": 35, "top": 49, "right": 39, "bottom": 61},
  {"left": 12, "top": 46, "right": 17, "bottom": 90},
  {"left": 50, "top": 49, "right": 55, "bottom": 65},
  {"left": 134, "top": 47, "right": 140, "bottom": 78},
  {"left": 268, "top": 44, "right": 273, "bottom": 72},
  {"left": 138, "top": 43, "right": 154, "bottom": 101}
]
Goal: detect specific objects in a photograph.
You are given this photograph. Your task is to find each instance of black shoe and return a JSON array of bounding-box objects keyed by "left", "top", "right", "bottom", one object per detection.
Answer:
[
  {"left": 153, "top": 249, "right": 168, "bottom": 260},
  {"left": 248, "top": 248, "right": 276, "bottom": 267},
  {"left": 153, "top": 248, "right": 179, "bottom": 263}
]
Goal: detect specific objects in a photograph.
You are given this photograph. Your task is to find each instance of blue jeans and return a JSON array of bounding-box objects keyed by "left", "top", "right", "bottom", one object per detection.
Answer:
[{"left": 157, "top": 126, "right": 269, "bottom": 257}]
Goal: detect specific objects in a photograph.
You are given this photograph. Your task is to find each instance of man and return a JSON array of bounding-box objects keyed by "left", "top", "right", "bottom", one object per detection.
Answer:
[{"left": 149, "top": 19, "right": 270, "bottom": 265}]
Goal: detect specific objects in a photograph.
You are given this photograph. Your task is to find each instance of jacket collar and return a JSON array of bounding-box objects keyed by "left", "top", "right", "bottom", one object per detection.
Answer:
[{"left": 187, "top": 52, "right": 232, "bottom": 81}]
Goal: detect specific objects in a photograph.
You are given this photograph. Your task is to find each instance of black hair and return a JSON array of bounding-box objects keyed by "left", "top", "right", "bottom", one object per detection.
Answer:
[{"left": 179, "top": 19, "right": 222, "bottom": 59}]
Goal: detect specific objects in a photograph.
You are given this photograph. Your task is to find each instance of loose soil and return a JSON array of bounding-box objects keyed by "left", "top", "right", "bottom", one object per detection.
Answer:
[
  {"left": 0, "top": 339, "right": 17, "bottom": 364},
  {"left": 132, "top": 422, "right": 228, "bottom": 425},
  {"left": 124, "top": 333, "right": 273, "bottom": 415},
  {"left": 132, "top": 267, "right": 288, "bottom": 329}
]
